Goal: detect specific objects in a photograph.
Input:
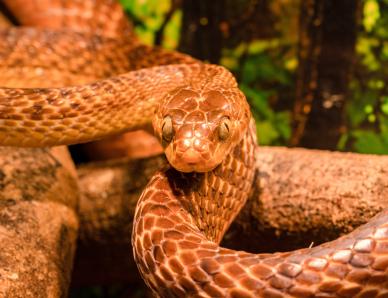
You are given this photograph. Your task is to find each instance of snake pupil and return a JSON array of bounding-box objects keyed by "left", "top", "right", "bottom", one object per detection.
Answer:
[
  {"left": 162, "top": 116, "right": 174, "bottom": 142},
  {"left": 218, "top": 118, "right": 230, "bottom": 141}
]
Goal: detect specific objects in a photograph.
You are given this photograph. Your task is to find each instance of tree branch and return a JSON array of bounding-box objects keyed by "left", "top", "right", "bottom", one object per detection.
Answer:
[{"left": 0, "top": 147, "right": 79, "bottom": 297}]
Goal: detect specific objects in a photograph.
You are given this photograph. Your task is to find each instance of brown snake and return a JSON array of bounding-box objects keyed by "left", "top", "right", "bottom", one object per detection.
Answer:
[{"left": 1, "top": 1, "right": 388, "bottom": 297}]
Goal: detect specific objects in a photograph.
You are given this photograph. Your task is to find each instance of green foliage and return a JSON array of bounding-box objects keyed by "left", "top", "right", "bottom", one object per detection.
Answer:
[
  {"left": 119, "top": 0, "right": 181, "bottom": 48},
  {"left": 121, "top": 1, "right": 296, "bottom": 146},
  {"left": 343, "top": 0, "right": 388, "bottom": 154},
  {"left": 363, "top": 0, "right": 380, "bottom": 32},
  {"left": 221, "top": 39, "right": 295, "bottom": 145},
  {"left": 240, "top": 84, "right": 291, "bottom": 145},
  {"left": 121, "top": 0, "right": 387, "bottom": 153}
]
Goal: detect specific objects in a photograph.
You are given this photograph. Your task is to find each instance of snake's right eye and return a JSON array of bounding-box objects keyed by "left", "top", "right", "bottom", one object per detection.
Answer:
[
  {"left": 162, "top": 116, "right": 174, "bottom": 142},
  {"left": 218, "top": 117, "right": 231, "bottom": 141}
]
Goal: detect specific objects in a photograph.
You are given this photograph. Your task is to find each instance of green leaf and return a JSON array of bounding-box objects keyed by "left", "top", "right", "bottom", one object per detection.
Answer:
[
  {"left": 119, "top": 0, "right": 174, "bottom": 45},
  {"left": 337, "top": 133, "right": 349, "bottom": 151},
  {"left": 379, "top": 116, "right": 388, "bottom": 146},
  {"left": 163, "top": 10, "right": 182, "bottom": 49},
  {"left": 241, "top": 54, "right": 290, "bottom": 85},
  {"left": 356, "top": 37, "right": 380, "bottom": 71},
  {"left": 240, "top": 84, "right": 273, "bottom": 119},
  {"left": 352, "top": 130, "right": 388, "bottom": 154},
  {"left": 273, "top": 112, "right": 291, "bottom": 140},
  {"left": 363, "top": 0, "right": 380, "bottom": 32},
  {"left": 256, "top": 121, "right": 279, "bottom": 145},
  {"left": 347, "top": 88, "right": 379, "bottom": 127},
  {"left": 382, "top": 96, "right": 388, "bottom": 115}
]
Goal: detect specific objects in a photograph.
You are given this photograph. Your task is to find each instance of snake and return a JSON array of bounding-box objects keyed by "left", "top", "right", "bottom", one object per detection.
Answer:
[{"left": 1, "top": 1, "right": 388, "bottom": 297}]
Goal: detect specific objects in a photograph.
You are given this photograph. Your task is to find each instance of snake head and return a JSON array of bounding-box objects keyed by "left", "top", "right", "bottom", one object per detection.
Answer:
[{"left": 153, "top": 86, "right": 250, "bottom": 173}]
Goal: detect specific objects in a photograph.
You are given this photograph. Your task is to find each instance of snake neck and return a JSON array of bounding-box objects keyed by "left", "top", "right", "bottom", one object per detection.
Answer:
[
  {"left": 132, "top": 121, "right": 257, "bottom": 295},
  {"left": 165, "top": 121, "right": 257, "bottom": 243}
]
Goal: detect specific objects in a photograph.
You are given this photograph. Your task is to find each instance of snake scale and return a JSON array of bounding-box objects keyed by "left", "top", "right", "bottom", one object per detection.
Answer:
[{"left": 1, "top": 1, "right": 388, "bottom": 297}]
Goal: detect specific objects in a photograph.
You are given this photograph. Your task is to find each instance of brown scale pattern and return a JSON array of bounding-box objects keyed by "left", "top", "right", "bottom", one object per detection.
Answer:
[
  {"left": 133, "top": 125, "right": 388, "bottom": 297},
  {"left": 132, "top": 123, "right": 257, "bottom": 297},
  {"left": 0, "top": 28, "right": 132, "bottom": 87},
  {"left": 2, "top": 1, "right": 388, "bottom": 297},
  {"left": 0, "top": 64, "right": 233, "bottom": 146},
  {"left": 0, "top": 28, "right": 197, "bottom": 88},
  {"left": 3, "top": 0, "right": 132, "bottom": 38}
]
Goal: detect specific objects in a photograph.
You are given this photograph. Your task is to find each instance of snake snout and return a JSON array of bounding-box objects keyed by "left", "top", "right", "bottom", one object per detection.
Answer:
[
  {"left": 170, "top": 135, "right": 214, "bottom": 172},
  {"left": 176, "top": 137, "right": 210, "bottom": 162},
  {"left": 182, "top": 148, "right": 202, "bottom": 165},
  {"left": 164, "top": 123, "right": 223, "bottom": 172}
]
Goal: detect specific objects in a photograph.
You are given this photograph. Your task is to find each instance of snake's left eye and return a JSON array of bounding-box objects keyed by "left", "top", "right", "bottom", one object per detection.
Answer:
[
  {"left": 162, "top": 116, "right": 174, "bottom": 142},
  {"left": 218, "top": 117, "right": 231, "bottom": 141}
]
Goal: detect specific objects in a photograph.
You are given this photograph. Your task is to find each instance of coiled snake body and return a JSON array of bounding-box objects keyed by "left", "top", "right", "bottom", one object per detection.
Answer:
[{"left": 1, "top": 1, "right": 388, "bottom": 297}]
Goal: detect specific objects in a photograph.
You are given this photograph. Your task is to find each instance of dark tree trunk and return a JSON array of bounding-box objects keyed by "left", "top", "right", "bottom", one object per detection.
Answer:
[
  {"left": 178, "top": 0, "right": 226, "bottom": 63},
  {"left": 178, "top": 0, "right": 275, "bottom": 63},
  {"left": 291, "top": 0, "right": 360, "bottom": 149},
  {"left": 0, "top": 1, "right": 19, "bottom": 25}
]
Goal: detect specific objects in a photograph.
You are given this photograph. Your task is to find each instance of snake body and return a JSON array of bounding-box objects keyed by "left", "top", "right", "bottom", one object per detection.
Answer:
[{"left": 1, "top": 1, "right": 388, "bottom": 297}]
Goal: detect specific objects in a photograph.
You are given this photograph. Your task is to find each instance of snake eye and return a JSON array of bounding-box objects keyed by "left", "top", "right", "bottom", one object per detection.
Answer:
[
  {"left": 162, "top": 116, "right": 174, "bottom": 142},
  {"left": 218, "top": 117, "right": 231, "bottom": 141}
]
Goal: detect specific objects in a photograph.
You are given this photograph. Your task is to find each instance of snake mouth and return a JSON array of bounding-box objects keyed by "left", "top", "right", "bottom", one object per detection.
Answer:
[
  {"left": 168, "top": 154, "right": 219, "bottom": 173},
  {"left": 164, "top": 146, "right": 214, "bottom": 172},
  {"left": 181, "top": 149, "right": 202, "bottom": 164}
]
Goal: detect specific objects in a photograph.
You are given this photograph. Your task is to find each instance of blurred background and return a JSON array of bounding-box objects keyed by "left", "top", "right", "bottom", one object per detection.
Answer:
[{"left": 116, "top": 0, "right": 388, "bottom": 154}]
